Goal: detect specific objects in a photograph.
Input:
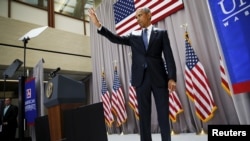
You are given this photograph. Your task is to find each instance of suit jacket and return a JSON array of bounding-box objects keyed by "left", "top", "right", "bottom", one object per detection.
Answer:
[
  {"left": 98, "top": 26, "right": 176, "bottom": 87},
  {"left": 0, "top": 104, "right": 18, "bottom": 128}
]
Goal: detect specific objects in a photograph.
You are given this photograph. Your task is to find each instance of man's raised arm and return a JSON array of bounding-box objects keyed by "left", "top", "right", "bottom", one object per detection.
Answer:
[{"left": 88, "top": 8, "right": 102, "bottom": 29}]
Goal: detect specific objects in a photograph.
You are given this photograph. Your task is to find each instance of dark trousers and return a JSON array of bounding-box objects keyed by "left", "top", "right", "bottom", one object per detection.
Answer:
[
  {"left": 136, "top": 69, "right": 171, "bottom": 141},
  {"left": 1, "top": 125, "right": 17, "bottom": 141}
]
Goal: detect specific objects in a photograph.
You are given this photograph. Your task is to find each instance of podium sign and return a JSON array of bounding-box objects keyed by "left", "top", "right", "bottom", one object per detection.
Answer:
[
  {"left": 44, "top": 75, "right": 86, "bottom": 141},
  {"left": 44, "top": 74, "right": 86, "bottom": 107}
]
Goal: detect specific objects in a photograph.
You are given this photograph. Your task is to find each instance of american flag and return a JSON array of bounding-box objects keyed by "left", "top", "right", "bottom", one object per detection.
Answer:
[
  {"left": 128, "top": 81, "right": 139, "bottom": 120},
  {"left": 111, "top": 67, "right": 127, "bottom": 126},
  {"left": 169, "top": 90, "right": 183, "bottom": 122},
  {"left": 184, "top": 31, "right": 217, "bottom": 122},
  {"left": 113, "top": 0, "right": 184, "bottom": 35},
  {"left": 220, "top": 56, "right": 231, "bottom": 96},
  {"left": 101, "top": 72, "right": 114, "bottom": 127},
  {"left": 164, "top": 63, "right": 183, "bottom": 122}
]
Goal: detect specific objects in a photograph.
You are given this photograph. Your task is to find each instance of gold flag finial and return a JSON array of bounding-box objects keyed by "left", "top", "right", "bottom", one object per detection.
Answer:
[
  {"left": 180, "top": 23, "right": 188, "bottom": 31},
  {"left": 101, "top": 67, "right": 105, "bottom": 77},
  {"left": 180, "top": 23, "right": 191, "bottom": 44},
  {"left": 113, "top": 60, "right": 118, "bottom": 70}
]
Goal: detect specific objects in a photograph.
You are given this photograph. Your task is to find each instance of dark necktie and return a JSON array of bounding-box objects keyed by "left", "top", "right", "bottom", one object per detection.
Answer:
[{"left": 142, "top": 28, "right": 148, "bottom": 50}]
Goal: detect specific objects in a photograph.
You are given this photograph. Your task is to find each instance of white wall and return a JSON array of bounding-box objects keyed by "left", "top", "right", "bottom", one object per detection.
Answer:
[
  {"left": 0, "top": 0, "right": 8, "bottom": 17},
  {"left": 11, "top": 2, "right": 48, "bottom": 26},
  {"left": 55, "top": 14, "right": 90, "bottom": 35}
]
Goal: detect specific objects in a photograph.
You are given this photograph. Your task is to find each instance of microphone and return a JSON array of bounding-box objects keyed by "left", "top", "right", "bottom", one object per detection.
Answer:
[{"left": 49, "top": 67, "right": 61, "bottom": 78}]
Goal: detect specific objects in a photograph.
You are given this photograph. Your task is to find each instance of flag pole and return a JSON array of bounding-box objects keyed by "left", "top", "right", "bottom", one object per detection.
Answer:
[
  {"left": 197, "top": 120, "right": 206, "bottom": 135},
  {"left": 169, "top": 119, "right": 176, "bottom": 135}
]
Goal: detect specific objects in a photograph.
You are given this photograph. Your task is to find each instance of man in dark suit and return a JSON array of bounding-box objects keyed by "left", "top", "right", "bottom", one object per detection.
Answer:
[
  {"left": 88, "top": 7, "right": 176, "bottom": 141},
  {"left": 0, "top": 97, "right": 18, "bottom": 141}
]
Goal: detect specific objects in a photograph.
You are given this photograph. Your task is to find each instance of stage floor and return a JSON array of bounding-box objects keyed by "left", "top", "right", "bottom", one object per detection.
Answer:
[{"left": 108, "top": 133, "right": 207, "bottom": 141}]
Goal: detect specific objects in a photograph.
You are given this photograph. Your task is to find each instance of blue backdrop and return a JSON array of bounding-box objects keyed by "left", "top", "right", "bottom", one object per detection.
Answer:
[{"left": 208, "top": 0, "right": 250, "bottom": 94}]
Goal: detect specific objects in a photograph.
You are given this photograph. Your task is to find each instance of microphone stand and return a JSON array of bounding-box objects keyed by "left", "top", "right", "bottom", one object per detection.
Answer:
[
  {"left": 18, "top": 26, "right": 48, "bottom": 141},
  {"left": 22, "top": 37, "right": 29, "bottom": 77},
  {"left": 3, "top": 75, "right": 8, "bottom": 100},
  {"left": 18, "top": 37, "right": 30, "bottom": 141}
]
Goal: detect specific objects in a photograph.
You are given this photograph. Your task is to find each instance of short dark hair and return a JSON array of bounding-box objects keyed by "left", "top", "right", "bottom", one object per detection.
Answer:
[
  {"left": 137, "top": 7, "right": 151, "bottom": 14},
  {"left": 142, "top": 7, "right": 151, "bottom": 14},
  {"left": 5, "top": 97, "right": 11, "bottom": 101}
]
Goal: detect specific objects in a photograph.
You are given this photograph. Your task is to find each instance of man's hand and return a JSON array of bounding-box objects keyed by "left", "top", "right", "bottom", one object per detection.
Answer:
[
  {"left": 88, "top": 8, "right": 102, "bottom": 28},
  {"left": 168, "top": 79, "right": 176, "bottom": 92}
]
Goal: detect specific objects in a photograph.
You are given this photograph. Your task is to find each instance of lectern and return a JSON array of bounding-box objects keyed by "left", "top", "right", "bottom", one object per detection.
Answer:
[{"left": 44, "top": 75, "right": 86, "bottom": 141}]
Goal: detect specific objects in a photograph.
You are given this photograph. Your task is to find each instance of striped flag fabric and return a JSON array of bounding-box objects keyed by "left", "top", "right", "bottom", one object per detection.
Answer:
[
  {"left": 113, "top": 0, "right": 184, "bottom": 35},
  {"left": 164, "top": 63, "right": 183, "bottom": 122},
  {"left": 111, "top": 67, "right": 127, "bottom": 126},
  {"left": 128, "top": 81, "right": 139, "bottom": 120},
  {"left": 184, "top": 31, "right": 217, "bottom": 122},
  {"left": 220, "top": 56, "right": 232, "bottom": 96},
  {"left": 101, "top": 72, "right": 114, "bottom": 127},
  {"left": 169, "top": 90, "right": 183, "bottom": 122}
]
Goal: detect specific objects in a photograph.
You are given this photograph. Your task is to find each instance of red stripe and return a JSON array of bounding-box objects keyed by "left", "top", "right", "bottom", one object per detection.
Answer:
[
  {"left": 220, "top": 57, "right": 231, "bottom": 94},
  {"left": 128, "top": 85, "right": 139, "bottom": 117},
  {"left": 221, "top": 78, "right": 230, "bottom": 88},
  {"left": 194, "top": 93, "right": 211, "bottom": 117},
  {"left": 185, "top": 69, "right": 194, "bottom": 99},
  {"left": 192, "top": 73, "right": 213, "bottom": 110},
  {"left": 169, "top": 91, "right": 183, "bottom": 122},
  {"left": 220, "top": 65, "right": 225, "bottom": 74},
  {"left": 232, "top": 80, "right": 250, "bottom": 94},
  {"left": 195, "top": 106, "right": 206, "bottom": 121},
  {"left": 173, "top": 93, "right": 182, "bottom": 108},
  {"left": 152, "top": 4, "right": 184, "bottom": 24}
]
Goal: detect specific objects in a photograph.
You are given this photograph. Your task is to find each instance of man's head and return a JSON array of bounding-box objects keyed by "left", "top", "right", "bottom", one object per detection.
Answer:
[
  {"left": 4, "top": 98, "right": 11, "bottom": 106},
  {"left": 135, "top": 7, "right": 152, "bottom": 28}
]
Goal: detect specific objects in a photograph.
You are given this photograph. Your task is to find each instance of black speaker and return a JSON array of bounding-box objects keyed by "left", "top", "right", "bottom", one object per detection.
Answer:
[
  {"left": 35, "top": 115, "right": 51, "bottom": 141},
  {"left": 63, "top": 102, "right": 108, "bottom": 141},
  {"left": 3, "top": 59, "right": 23, "bottom": 78}
]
